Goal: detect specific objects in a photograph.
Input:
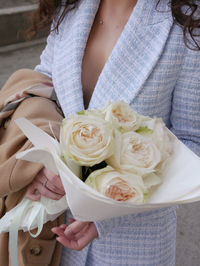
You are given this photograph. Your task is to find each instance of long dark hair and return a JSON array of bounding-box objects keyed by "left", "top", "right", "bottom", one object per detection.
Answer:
[{"left": 27, "top": 0, "right": 200, "bottom": 50}]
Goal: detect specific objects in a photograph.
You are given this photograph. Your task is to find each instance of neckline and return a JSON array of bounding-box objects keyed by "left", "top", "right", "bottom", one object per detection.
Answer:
[{"left": 79, "top": 0, "right": 141, "bottom": 109}]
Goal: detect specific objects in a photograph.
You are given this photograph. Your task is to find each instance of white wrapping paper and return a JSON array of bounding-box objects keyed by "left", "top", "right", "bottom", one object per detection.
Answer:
[
  {"left": 1, "top": 117, "right": 200, "bottom": 266},
  {"left": 13, "top": 117, "right": 200, "bottom": 221}
]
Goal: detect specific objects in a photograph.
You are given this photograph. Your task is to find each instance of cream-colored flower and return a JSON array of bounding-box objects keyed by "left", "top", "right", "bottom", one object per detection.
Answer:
[
  {"left": 137, "top": 117, "right": 174, "bottom": 173},
  {"left": 60, "top": 114, "right": 114, "bottom": 166},
  {"left": 85, "top": 166, "right": 146, "bottom": 203},
  {"left": 104, "top": 101, "right": 140, "bottom": 132},
  {"left": 143, "top": 173, "right": 162, "bottom": 190},
  {"left": 107, "top": 131, "right": 161, "bottom": 176}
]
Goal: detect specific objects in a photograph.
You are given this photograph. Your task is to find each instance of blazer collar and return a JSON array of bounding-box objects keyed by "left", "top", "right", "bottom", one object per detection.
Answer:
[{"left": 54, "top": 0, "right": 173, "bottom": 116}]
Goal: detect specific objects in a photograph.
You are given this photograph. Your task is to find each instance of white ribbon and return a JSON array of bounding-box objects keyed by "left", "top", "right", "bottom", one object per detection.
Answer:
[
  {"left": 9, "top": 199, "right": 45, "bottom": 266},
  {"left": 0, "top": 196, "right": 67, "bottom": 266}
]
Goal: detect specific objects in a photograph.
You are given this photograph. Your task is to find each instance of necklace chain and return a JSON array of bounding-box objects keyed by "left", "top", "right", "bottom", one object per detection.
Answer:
[{"left": 99, "top": 19, "right": 103, "bottom": 25}]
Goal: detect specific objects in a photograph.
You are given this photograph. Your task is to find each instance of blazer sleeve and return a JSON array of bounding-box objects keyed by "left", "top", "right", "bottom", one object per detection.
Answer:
[
  {"left": 170, "top": 47, "right": 200, "bottom": 156},
  {"left": 95, "top": 48, "right": 200, "bottom": 238},
  {"left": 35, "top": 6, "right": 65, "bottom": 78},
  {"left": 34, "top": 29, "right": 56, "bottom": 78}
]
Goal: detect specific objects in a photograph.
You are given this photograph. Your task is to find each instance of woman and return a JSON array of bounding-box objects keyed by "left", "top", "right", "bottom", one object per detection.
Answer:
[{"left": 26, "top": 0, "right": 200, "bottom": 265}]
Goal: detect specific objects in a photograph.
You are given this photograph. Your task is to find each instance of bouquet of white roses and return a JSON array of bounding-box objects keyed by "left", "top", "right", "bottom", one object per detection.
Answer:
[
  {"left": 1, "top": 100, "right": 200, "bottom": 232},
  {"left": 60, "top": 101, "right": 174, "bottom": 204},
  {"left": 2, "top": 101, "right": 200, "bottom": 266}
]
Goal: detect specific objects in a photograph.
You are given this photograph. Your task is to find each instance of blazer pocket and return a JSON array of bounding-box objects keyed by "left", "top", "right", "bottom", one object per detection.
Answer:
[{"left": 21, "top": 237, "right": 56, "bottom": 266}]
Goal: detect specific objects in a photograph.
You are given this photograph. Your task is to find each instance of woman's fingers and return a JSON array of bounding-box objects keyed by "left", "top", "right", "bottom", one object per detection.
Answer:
[
  {"left": 68, "top": 218, "right": 75, "bottom": 224},
  {"left": 36, "top": 184, "right": 63, "bottom": 200},
  {"left": 25, "top": 168, "right": 66, "bottom": 201},
  {"left": 60, "top": 224, "right": 68, "bottom": 229},
  {"left": 51, "top": 226, "right": 66, "bottom": 237},
  {"left": 43, "top": 168, "right": 65, "bottom": 192},
  {"left": 52, "top": 222, "right": 89, "bottom": 241},
  {"left": 55, "top": 222, "right": 98, "bottom": 250},
  {"left": 26, "top": 180, "right": 63, "bottom": 201},
  {"left": 52, "top": 221, "right": 98, "bottom": 250},
  {"left": 75, "top": 223, "right": 98, "bottom": 249},
  {"left": 45, "top": 180, "right": 65, "bottom": 195},
  {"left": 63, "top": 221, "right": 89, "bottom": 239}
]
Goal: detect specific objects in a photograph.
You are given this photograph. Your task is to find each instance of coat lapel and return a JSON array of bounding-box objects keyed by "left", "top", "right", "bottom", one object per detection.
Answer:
[{"left": 54, "top": 0, "right": 173, "bottom": 116}]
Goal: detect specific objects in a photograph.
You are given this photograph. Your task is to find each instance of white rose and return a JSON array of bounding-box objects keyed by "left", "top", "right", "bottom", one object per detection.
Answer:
[
  {"left": 143, "top": 173, "right": 161, "bottom": 190},
  {"left": 137, "top": 117, "right": 174, "bottom": 172},
  {"left": 107, "top": 131, "right": 161, "bottom": 176},
  {"left": 60, "top": 114, "right": 114, "bottom": 166},
  {"left": 104, "top": 101, "right": 140, "bottom": 132},
  {"left": 85, "top": 166, "right": 146, "bottom": 203}
]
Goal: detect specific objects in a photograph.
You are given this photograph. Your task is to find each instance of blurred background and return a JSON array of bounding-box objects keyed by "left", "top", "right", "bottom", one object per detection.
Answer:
[{"left": 0, "top": 1, "right": 200, "bottom": 265}]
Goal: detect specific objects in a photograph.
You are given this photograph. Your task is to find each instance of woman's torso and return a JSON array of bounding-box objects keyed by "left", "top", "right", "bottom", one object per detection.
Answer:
[
  {"left": 33, "top": 0, "right": 200, "bottom": 265},
  {"left": 59, "top": 1, "right": 178, "bottom": 265}
]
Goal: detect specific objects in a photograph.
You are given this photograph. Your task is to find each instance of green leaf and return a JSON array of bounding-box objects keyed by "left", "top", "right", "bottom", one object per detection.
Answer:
[
  {"left": 143, "top": 192, "right": 148, "bottom": 202},
  {"left": 136, "top": 126, "right": 153, "bottom": 134},
  {"left": 85, "top": 175, "right": 94, "bottom": 187},
  {"left": 118, "top": 127, "right": 124, "bottom": 133},
  {"left": 77, "top": 110, "right": 85, "bottom": 115}
]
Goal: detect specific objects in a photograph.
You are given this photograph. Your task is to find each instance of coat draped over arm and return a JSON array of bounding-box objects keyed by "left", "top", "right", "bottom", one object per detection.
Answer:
[{"left": 0, "top": 69, "right": 65, "bottom": 266}]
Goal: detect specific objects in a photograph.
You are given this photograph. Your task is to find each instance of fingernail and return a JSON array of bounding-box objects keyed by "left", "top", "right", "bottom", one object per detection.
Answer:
[{"left": 60, "top": 225, "right": 66, "bottom": 229}]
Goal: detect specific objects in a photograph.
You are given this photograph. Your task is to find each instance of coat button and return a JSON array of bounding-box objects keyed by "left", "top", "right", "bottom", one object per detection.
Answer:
[{"left": 30, "top": 245, "right": 42, "bottom": 256}]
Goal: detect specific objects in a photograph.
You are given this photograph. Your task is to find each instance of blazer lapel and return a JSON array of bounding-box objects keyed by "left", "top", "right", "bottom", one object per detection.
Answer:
[
  {"left": 53, "top": 0, "right": 100, "bottom": 117},
  {"left": 89, "top": 0, "right": 173, "bottom": 110},
  {"left": 54, "top": 0, "right": 173, "bottom": 116}
]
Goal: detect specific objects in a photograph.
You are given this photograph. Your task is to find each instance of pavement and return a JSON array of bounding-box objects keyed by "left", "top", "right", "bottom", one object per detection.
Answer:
[{"left": 0, "top": 41, "right": 200, "bottom": 266}]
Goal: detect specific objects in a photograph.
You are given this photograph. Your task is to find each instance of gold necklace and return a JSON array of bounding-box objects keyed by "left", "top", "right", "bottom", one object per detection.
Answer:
[{"left": 99, "top": 19, "right": 104, "bottom": 25}]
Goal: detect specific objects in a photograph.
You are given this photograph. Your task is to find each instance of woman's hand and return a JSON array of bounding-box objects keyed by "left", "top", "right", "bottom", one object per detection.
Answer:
[
  {"left": 26, "top": 168, "right": 65, "bottom": 201},
  {"left": 52, "top": 219, "right": 98, "bottom": 250}
]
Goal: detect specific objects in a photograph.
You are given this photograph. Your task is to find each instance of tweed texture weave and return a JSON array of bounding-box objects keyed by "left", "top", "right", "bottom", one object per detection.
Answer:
[{"left": 35, "top": 0, "right": 200, "bottom": 265}]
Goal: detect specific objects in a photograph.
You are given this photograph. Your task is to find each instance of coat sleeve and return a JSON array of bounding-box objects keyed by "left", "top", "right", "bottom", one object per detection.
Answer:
[
  {"left": 0, "top": 97, "right": 63, "bottom": 197},
  {"left": 169, "top": 47, "right": 200, "bottom": 156}
]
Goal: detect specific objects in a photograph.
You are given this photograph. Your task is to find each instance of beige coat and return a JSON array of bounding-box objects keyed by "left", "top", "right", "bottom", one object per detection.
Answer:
[{"left": 0, "top": 69, "right": 65, "bottom": 266}]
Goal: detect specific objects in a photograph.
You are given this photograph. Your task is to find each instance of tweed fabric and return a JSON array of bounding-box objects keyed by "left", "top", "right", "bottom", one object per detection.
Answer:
[{"left": 35, "top": 0, "right": 200, "bottom": 265}]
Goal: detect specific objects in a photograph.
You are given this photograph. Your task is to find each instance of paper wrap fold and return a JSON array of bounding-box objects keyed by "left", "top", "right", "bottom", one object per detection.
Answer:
[
  {"left": 13, "top": 118, "right": 200, "bottom": 222},
  {"left": 1, "top": 116, "right": 200, "bottom": 236},
  {"left": 1, "top": 117, "right": 200, "bottom": 266}
]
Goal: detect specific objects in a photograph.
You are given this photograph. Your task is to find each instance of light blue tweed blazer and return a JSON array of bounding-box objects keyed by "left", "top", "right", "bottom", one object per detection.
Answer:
[{"left": 35, "top": 0, "right": 200, "bottom": 265}]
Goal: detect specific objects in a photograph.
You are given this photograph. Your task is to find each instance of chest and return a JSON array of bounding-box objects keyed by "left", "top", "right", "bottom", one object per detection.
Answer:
[{"left": 81, "top": 12, "right": 132, "bottom": 109}]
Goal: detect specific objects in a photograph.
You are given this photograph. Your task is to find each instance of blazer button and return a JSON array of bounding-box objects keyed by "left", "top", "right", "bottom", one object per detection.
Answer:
[{"left": 30, "top": 245, "right": 42, "bottom": 256}]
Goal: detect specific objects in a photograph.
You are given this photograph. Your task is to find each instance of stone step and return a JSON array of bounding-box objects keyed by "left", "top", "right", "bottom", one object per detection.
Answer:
[
  {"left": 0, "top": 0, "right": 37, "bottom": 9},
  {"left": 0, "top": 1, "right": 48, "bottom": 47}
]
